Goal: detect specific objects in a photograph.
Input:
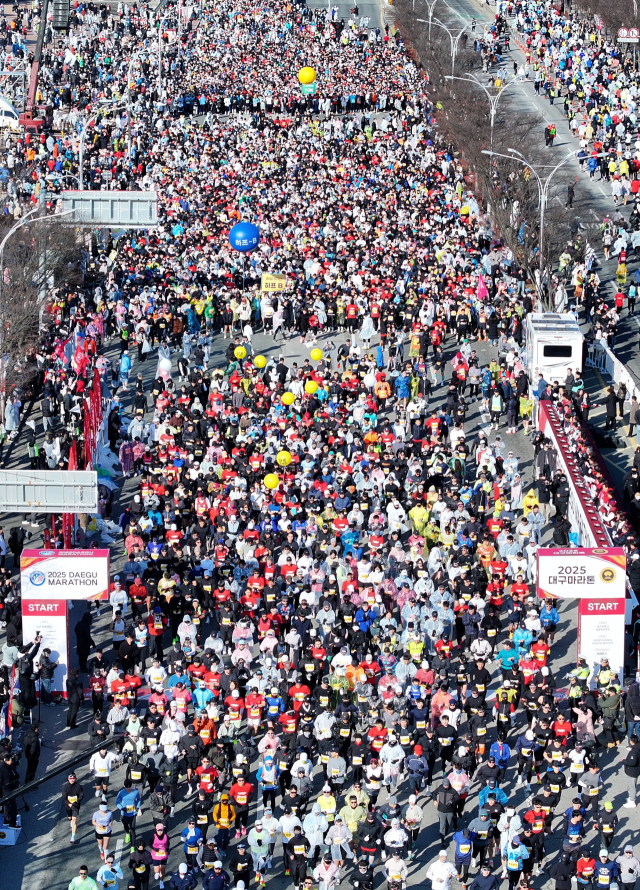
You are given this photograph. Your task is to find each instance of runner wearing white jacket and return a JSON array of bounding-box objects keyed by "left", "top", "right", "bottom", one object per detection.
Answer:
[
  {"left": 89, "top": 749, "right": 119, "bottom": 798},
  {"left": 303, "top": 803, "right": 329, "bottom": 863},
  {"left": 313, "top": 854, "right": 341, "bottom": 890},
  {"left": 386, "top": 500, "right": 408, "bottom": 533},
  {"left": 425, "top": 850, "right": 458, "bottom": 890},
  {"left": 279, "top": 811, "right": 302, "bottom": 853},
  {"left": 385, "top": 850, "right": 408, "bottom": 888},
  {"left": 109, "top": 582, "right": 128, "bottom": 618},
  {"left": 177, "top": 615, "right": 197, "bottom": 648},
  {"left": 380, "top": 737, "right": 405, "bottom": 789},
  {"left": 384, "top": 820, "right": 408, "bottom": 856},
  {"left": 290, "top": 752, "right": 313, "bottom": 779}
]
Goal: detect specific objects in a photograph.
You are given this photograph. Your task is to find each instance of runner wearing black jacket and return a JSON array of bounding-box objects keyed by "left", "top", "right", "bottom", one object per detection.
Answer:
[
  {"left": 356, "top": 812, "right": 383, "bottom": 863},
  {"left": 434, "top": 778, "right": 460, "bottom": 844},
  {"left": 61, "top": 773, "right": 84, "bottom": 844}
]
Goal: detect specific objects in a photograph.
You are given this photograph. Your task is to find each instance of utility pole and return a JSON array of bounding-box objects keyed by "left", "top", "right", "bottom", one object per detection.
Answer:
[
  {"left": 127, "top": 71, "right": 132, "bottom": 159},
  {"left": 38, "top": 186, "right": 46, "bottom": 306},
  {"left": 157, "top": 14, "right": 163, "bottom": 98}
]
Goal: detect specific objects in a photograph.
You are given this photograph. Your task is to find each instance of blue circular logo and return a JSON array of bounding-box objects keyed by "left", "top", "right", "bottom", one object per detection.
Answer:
[{"left": 29, "top": 571, "right": 45, "bottom": 586}]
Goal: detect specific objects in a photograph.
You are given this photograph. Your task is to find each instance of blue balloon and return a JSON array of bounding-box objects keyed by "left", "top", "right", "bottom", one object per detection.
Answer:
[{"left": 229, "top": 222, "right": 260, "bottom": 252}]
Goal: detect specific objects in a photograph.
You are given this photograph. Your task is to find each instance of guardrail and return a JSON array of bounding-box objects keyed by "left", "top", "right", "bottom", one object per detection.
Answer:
[
  {"left": 0, "top": 736, "right": 119, "bottom": 808},
  {"left": 586, "top": 339, "right": 640, "bottom": 401}
]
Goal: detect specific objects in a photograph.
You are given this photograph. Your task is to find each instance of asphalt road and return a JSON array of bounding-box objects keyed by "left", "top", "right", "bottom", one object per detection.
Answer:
[
  {"left": 0, "top": 303, "right": 577, "bottom": 890},
  {"left": 1, "top": 2, "right": 636, "bottom": 888}
]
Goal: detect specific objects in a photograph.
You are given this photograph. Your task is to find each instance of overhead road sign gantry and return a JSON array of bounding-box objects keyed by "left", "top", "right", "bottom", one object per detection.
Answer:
[
  {"left": 0, "top": 469, "right": 98, "bottom": 513},
  {"left": 61, "top": 190, "right": 158, "bottom": 228}
]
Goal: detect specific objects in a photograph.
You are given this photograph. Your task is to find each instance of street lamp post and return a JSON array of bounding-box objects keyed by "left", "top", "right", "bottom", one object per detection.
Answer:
[
  {"left": 446, "top": 73, "right": 526, "bottom": 153},
  {"left": 156, "top": 8, "right": 176, "bottom": 97},
  {"left": 126, "top": 50, "right": 147, "bottom": 159},
  {"left": 177, "top": 0, "right": 186, "bottom": 52},
  {"left": 78, "top": 114, "right": 94, "bottom": 191},
  {"left": 414, "top": 0, "right": 439, "bottom": 42},
  {"left": 158, "top": 15, "right": 163, "bottom": 96},
  {"left": 417, "top": 17, "right": 469, "bottom": 80},
  {"left": 482, "top": 147, "right": 580, "bottom": 295}
]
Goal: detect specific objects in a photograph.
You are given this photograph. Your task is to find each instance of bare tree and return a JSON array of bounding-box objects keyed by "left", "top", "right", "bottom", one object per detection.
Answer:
[
  {"left": 0, "top": 214, "right": 82, "bottom": 395},
  {"left": 394, "top": 0, "right": 576, "bottom": 302}
]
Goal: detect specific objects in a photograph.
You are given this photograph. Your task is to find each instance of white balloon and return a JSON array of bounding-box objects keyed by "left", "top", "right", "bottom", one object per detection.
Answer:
[{"left": 158, "top": 357, "right": 172, "bottom": 380}]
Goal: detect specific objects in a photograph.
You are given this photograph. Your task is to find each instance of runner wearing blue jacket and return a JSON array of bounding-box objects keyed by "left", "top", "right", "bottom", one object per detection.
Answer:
[
  {"left": 501, "top": 836, "right": 530, "bottom": 890},
  {"left": 115, "top": 780, "right": 142, "bottom": 849}
]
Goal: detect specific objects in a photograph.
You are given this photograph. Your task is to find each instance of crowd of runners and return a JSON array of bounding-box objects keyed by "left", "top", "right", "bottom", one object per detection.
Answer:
[{"left": 0, "top": 0, "right": 637, "bottom": 889}]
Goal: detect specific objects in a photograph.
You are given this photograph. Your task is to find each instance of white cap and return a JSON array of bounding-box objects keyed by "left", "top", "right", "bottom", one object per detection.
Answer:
[{"left": 439, "top": 850, "right": 448, "bottom": 858}]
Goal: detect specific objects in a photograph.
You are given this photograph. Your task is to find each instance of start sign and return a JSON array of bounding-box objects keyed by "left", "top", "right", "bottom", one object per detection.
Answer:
[
  {"left": 537, "top": 548, "right": 627, "bottom": 680},
  {"left": 21, "top": 549, "right": 111, "bottom": 695},
  {"left": 21, "top": 549, "right": 110, "bottom": 600},
  {"left": 536, "top": 547, "right": 626, "bottom": 600}
]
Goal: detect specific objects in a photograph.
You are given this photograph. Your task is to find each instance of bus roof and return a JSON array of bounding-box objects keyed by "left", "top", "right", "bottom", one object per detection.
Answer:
[{"left": 527, "top": 313, "right": 581, "bottom": 335}]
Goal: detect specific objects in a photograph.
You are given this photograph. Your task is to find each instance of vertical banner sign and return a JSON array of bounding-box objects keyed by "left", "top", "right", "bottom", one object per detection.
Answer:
[
  {"left": 0, "top": 667, "right": 15, "bottom": 739},
  {"left": 537, "top": 548, "right": 627, "bottom": 680},
  {"left": 22, "top": 600, "right": 69, "bottom": 695},
  {"left": 21, "top": 549, "right": 110, "bottom": 694},
  {"left": 577, "top": 598, "right": 627, "bottom": 678},
  {"left": 65, "top": 438, "right": 78, "bottom": 549},
  {"left": 62, "top": 513, "right": 73, "bottom": 549}
]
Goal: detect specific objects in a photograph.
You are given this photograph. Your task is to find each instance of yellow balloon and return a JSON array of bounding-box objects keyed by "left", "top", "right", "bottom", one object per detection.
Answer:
[
  {"left": 305, "top": 380, "right": 319, "bottom": 394},
  {"left": 282, "top": 392, "right": 295, "bottom": 406},
  {"left": 264, "top": 474, "right": 280, "bottom": 490},
  {"left": 310, "top": 348, "right": 323, "bottom": 362},
  {"left": 254, "top": 354, "right": 267, "bottom": 369},
  {"left": 277, "top": 450, "right": 292, "bottom": 467},
  {"left": 298, "top": 66, "right": 316, "bottom": 85},
  {"left": 234, "top": 346, "right": 247, "bottom": 360}
]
